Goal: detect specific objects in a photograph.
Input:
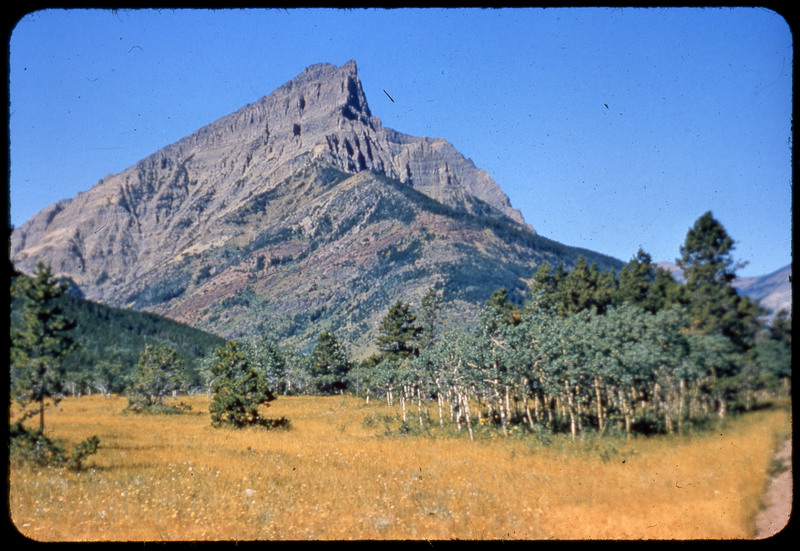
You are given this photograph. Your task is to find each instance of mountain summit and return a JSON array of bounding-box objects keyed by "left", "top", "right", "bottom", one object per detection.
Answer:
[
  {"left": 11, "top": 60, "right": 621, "bottom": 354},
  {"left": 226, "top": 60, "right": 529, "bottom": 226}
]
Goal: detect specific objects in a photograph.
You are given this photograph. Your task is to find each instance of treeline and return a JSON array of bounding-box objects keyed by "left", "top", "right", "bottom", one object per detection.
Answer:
[
  {"left": 9, "top": 211, "right": 792, "bottom": 442},
  {"left": 255, "top": 211, "right": 790, "bottom": 440}
]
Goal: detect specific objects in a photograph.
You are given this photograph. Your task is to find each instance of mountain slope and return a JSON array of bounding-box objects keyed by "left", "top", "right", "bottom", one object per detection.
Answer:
[
  {"left": 10, "top": 60, "right": 623, "bottom": 356},
  {"left": 731, "top": 265, "right": 792, "bottom": 317},
  {"left": 144, "top": 161, "right": 620, "bottom": 354},
  {"left": 9, "top": 265, "right": 226, "bottom": 391}
]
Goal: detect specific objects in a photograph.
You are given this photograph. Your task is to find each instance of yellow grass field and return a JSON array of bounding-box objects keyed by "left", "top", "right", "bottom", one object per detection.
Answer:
[{"left": 8, "top": 394, "right": 791, "bottom": 541}]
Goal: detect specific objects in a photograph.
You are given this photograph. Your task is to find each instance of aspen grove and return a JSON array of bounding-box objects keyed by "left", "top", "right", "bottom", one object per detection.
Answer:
[{"left": 351, "top": 213, "right": 791, "bottom": 440}]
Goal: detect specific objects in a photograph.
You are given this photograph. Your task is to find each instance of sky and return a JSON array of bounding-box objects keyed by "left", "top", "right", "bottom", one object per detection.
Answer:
[{"left": 7, "top": 7, "right": 793, "bottom": 278}]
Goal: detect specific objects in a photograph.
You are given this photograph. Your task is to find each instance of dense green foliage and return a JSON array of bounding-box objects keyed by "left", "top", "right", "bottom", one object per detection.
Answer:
[
  {"left": 9, "top": 417, "right": 100, "bottom": 471},
  {"left": 246, "top": 335, "right": 289, "bottom": 395},
  {"left": 377, "top": 300, "right": 423, "bottom": 361},
  {"left": 10, "top": 262, "right": 79, "bottom": 431},
  {"left": 346, "top": 212, "right": 791, "bottom": 439},
  {"left": 127, "top": 343, "right": 192, "bottom": 414},
  {"left": 309, "top": 331, "right": 352, "bottom": 394},
  {"left": 10, "top": 264, "right": 226, "bottom": 397},
  {"left": 9, "top": 211, "right": 790, "bottom": 444},
  {"left": 207, "top": 341, "right": 287, "bottom": 429}
]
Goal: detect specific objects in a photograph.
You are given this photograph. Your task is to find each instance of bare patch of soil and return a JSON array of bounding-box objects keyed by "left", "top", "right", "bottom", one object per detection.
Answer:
[{"left": 754, "top": 438, "right": 792, "bottom": 539}]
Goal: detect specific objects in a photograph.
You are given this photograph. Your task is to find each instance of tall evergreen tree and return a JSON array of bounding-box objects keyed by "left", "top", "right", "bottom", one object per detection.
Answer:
[
  {"left": 376, "top": 300, "right": 422, "bottom": 361},
  {"left": 614, "top": 248, "right": 681, "bottom": 313},
  {"left": 309, "top": 331, "right": 351, "bottom": 394},
  {"left": 678, "top": 211, "right": 739, "bottom": 288},
  {"left": 594, "top": 266, "right": 618, "bottom": 314},
  {"left": 481, "top": 287, "right": 519, "bottom": 334},
  {"left": 768, "top": 309, "right": 792, "bottom": 346},
  {"left": 558, "top": 257, "right": 612, "bottom": 316},
  {"left": 209, "top": 341, "right": 277, "bottom": 428},
  {"left": 525, "top": 260, "right": 566, "bottom": 315},
  {"left": 753, "top": 309, "right": 793, "bottom": 393},
  {"left": 10, "top": 262, "right": 78, "bottom": 431},
  {"left": 417, "top": 286, "right": 442, "bottom": 351},
  {"left": 676, "top": 211, "right": 762, "bottom": 347},
  {"left": 615, "top": 249, "right": 656, "bottom": 308},
  {"left": 248, "top": 336, "right": 287, "bottom": 395}
]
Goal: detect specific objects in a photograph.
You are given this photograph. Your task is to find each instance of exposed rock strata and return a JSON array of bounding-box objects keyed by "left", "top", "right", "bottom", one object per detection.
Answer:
[{"left": 10, "top": 60, "right": 621, "bottom": 354}]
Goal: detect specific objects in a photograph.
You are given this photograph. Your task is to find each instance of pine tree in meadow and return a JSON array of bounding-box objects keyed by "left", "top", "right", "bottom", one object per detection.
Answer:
[
  {"left": 376, "top": 300, "right": 422, "bottom": 362},
  {"left": 248, "top": 336, "right": 288, "bottom": 395},
  {"left": 209, "top": 341, "right": 283, "bottom": 428},
  {"left": 309, "top": 331, "right": 352, "bottom": 394},
  {"left": 9, "top": 262, "right": 99, "bottom": 469},
  {"left": 677, "top": 211, "right": 762, "bottom": 348},
  {"left": 10, "top": 262, "right": 78, "bottom": 431}
]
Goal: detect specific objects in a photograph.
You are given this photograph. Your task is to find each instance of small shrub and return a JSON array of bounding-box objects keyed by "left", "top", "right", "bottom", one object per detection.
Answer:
[
  {"left": 125, "top": 401, "right": 192, "bottom": 415},
  {"left": 9, "top": 421, "right": 100, "bottom": 471},
  {"left": 259, "top": 416, "right": 291, "bottom": 430}
]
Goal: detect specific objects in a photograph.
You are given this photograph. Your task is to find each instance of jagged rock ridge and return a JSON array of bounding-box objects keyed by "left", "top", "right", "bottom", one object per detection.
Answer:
[{"left": 10, "top": 60, "right": 622, "bottom": 355}]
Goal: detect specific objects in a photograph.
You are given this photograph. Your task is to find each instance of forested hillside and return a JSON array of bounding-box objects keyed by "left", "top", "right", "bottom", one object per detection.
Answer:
[{"left": 9, "top": 263, "right": 226, "bottom": 396}]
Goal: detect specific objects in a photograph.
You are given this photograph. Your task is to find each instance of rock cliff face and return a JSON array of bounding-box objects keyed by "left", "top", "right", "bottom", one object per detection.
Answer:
[{"left": 10, "top": 60, "right": 621, "bottom": 355}]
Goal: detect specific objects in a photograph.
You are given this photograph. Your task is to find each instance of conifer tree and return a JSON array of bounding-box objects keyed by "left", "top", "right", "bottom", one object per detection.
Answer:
[
  {"left": 768, "top": 309, "right": 792, "bottom": 346},
  {"left": 559, "top": 257, "right": 609, "bottom": 316},
  {"left": 525, "top": 260, "right": 565, "bottom": 315},
  {"left": 614, "top": 248, "right": 681, "bottom": 313},
  {"left": 615, "top": 249, "right": 656, "bottom": 308},
  {"left": 10, "top": 262, "right": 78, "bottom": 431},
  {"left": 417, "top": 286, "right": 442, "bottom": 351},
  {"left": 677, "top": 211, "right": 762, "bottom": 347},
  {"left": 249, "top": 336, "right": 287, "bottom": 395},
  {"left": 753, "top": 309, "right": 792, "bottom": 393},
  {"left": 481, "top": 287, "right": 518, "bottom": 334},
  {"left": 678, "top": 211, "right": 738, "bottom": 288},
  {"left": 376, "top": 300, "right": 422, "bottom": 361},
  {"left": 209, "top": 341, "right": 277, "bottom": 428},
  {"left": 594, "top": 265, "right": 618, "bottom": 314},
  {"left": 309, "top": 331, "right": 351, "bottom": 394}
]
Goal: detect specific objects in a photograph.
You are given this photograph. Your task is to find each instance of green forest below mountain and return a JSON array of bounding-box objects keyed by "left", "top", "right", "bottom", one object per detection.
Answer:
[
  {"left": 9, "top": 263, "right": 225, "bottom": 396},
  {"left": 9, "top": 211, "right": 791, "bottom": 441}
]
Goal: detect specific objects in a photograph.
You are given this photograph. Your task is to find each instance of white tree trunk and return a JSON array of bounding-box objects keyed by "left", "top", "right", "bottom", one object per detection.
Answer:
[{"left": 460, "top": 392, "right": 474, "bottom": 441}]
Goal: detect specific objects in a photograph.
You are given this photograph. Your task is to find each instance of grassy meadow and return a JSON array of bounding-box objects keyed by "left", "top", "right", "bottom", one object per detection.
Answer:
[{"left": 8, "top": 393, "right": 791, "bottom": 541}]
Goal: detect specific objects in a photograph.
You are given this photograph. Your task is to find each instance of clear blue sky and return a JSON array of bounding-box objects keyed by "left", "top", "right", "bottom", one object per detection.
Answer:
[{"left": 8, "top": 7, "right": 792, "bottom": 278}]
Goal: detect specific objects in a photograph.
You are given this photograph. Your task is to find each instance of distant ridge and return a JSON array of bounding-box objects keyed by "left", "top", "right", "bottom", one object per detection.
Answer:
[{"left": 656, "top": 261, "right": 792, "bottom": 318}]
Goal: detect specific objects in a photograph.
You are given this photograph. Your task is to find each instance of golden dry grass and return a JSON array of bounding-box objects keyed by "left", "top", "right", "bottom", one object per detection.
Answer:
[{"left": 8, "top": 394, "right": 791, "bottom": 541}]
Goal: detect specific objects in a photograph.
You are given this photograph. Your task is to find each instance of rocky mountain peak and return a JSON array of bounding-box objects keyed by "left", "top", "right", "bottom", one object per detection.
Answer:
[
  {"left": 179, "top": 59, "right": 526, "bottom": 227},
  {"left": 296, "top": 59, "right": 373, "bottom": 121},
  {"left": 261, "top": 59, "right": 374, "bottom": 134},
  {"left": 10, "top": 60, "right": 569, "bottom": 353}
]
